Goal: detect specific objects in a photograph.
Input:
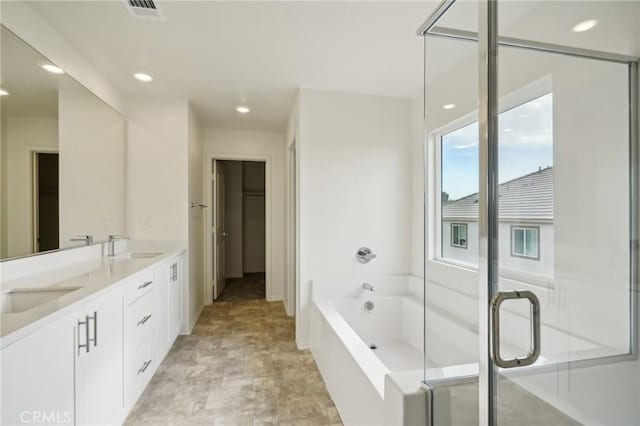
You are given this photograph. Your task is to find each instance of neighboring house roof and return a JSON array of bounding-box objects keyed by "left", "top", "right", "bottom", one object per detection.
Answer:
[{"left": 443, "top": 166, "right": 553, "bottom": 221}]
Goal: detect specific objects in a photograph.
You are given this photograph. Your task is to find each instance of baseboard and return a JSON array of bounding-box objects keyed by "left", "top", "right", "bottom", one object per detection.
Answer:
[
  {"left": 188, "top": 303, "right": 205, "bottom": 333},
  {"left": 296, "top": 338, "right": 310, "bottom": 350}
]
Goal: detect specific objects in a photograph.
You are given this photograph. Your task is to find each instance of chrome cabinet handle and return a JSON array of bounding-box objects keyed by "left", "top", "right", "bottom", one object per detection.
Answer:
[
  {"left": 77, "top": 311, "right": 98, "bottom": 353},
  {"left": 137, "top": 359, "right": 152, "bottom": 375},
  {"left": 77, "top": 316, "right": 91, "bottom": 354},
  {"left": 138, "top": 281, "right": 153, "bottom": 290},
  {"left": 91, "top": 311, "right": 98, "bottom": 348},
  {"left": 170, "top": 263, "right": 177, "bottom": 282},
  {"left": 490, "top": 290, "right": 541, "bottom": 368},
  {"left": 137, "top": 314, "right": 152, "bottom": 326}
]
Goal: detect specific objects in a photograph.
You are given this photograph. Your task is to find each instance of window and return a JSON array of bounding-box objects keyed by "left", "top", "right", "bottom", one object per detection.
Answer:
[
  {"left": 511, "top": 226, "right": 539, "bottom": 259},
  {"left": 451, "top": 223, "right": 468, "bottom": 248},
  {"left": 438, "top": 92, "right": 553, "bottom": 267}
]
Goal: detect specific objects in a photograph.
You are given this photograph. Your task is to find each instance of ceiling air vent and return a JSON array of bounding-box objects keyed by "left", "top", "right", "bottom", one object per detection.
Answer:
[{"left": 124, "top": 0, "right": 165, "bottom": 20}]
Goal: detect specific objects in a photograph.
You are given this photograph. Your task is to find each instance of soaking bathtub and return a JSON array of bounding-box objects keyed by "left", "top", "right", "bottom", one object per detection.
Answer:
[
  {"left": 310, "top": 273, "right": 640, "bottom": 425},
  {"left": 309, "top": 275, "right": 427, "bottom": 426}
]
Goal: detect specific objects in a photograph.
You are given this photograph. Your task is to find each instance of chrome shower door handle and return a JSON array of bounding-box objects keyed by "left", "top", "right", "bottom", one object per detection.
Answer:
[{"left": 490, "top": 290, "right": 541, "bottom": 368}]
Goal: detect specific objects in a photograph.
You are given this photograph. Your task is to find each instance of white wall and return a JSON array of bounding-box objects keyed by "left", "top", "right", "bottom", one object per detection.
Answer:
[
  {"left": 204, "top": 128, "right": 286, "bottom": 301},
  {"left": 284, "top": 99, "right": 299, "bottom": 317},
  {"left": 410, "top": 96, "right": 424, "bottom": 279},
  {"left": 223, "top": 161, "right": 243, "bottom": 278},
  {"left": 295, "top": 89, "right": 413, "bottom": 348},
  {"left": 126, "top": 99, "right": 203, "bottom": 333},
  {"left": 188, "top": 104, "right": 205, "bottom": 328},
  {"left": 1, "top": 116, "right": 57, "bottom": 258},
  {"left": 126, "top": 100, "right": 189, "bottom": 241},
  {"left": 58, "top": 80, "right": 125, "bottom": 248}
]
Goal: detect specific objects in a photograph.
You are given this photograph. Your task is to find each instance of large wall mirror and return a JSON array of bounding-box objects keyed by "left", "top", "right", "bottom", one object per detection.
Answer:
[{"left": 0, "top": 25, "right": 125, "bottom": 260}]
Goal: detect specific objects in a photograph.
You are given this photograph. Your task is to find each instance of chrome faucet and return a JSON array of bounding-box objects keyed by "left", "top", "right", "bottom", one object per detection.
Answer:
[
  {"left": 107, "top": 235, "right": 128, "bottom": 256},
  {"left": 356, "top": 247, "right": 377, "bottom": 264},
  {"left": 70, "top": 235, "right": 94, "bottom": 245},
  {"left": 362, "top": 283, "right": 375, "bottom": 292}
]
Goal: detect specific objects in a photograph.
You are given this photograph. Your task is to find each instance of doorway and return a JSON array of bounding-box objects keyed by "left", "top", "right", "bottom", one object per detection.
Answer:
[
  {"left": 32, "top": 152, "right": 59, "bottom": 253},
  {"left": 210, "top": 159, "right": 267, "bottom": 302}
]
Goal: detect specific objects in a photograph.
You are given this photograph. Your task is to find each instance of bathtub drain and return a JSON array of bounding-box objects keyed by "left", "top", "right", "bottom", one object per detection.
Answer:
[{"left": 369, "top": 343, "right": 377, "bottom": 350}]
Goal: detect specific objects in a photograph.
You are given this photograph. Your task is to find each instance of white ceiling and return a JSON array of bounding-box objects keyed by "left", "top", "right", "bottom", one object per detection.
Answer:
[{"left": 27, "top": 1, "right": 440, "bottom": 131}]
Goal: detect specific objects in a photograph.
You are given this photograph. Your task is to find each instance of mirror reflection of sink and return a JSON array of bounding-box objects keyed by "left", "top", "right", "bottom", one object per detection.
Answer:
[{"left": 1, "top": 287, "right": 82, "bottom": 314}]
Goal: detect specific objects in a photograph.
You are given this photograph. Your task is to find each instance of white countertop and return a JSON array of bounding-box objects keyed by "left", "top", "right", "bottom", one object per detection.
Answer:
[{"left": 0, "top": 242, "right": 186, "bottom": 349}]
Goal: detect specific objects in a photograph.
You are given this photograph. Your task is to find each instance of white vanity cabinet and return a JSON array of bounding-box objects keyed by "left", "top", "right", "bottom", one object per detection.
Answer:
[
  {"left": 0, "top": 288, "right": 123, "bottom": 426},
  {"left": 75, "top": 289, "right": 124, "bottom": 426},
  {"left": 169, "top": 257, "right": 183, "bottom": 341},
  {"left": 154, "top": 255, "right": 184, "bottom": 362},
  {"left": 0, "top": 250, "right": 186, "bottom": 425},
  {"left": 123, "top": 269, "right": 155, "bottom": 409},
  {"left": 1, "top": 314, "right": 76, "bottom": 426}
]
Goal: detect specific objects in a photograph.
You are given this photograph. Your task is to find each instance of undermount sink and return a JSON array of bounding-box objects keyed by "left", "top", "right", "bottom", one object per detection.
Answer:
[
  {"left": 131, "top": 252, "right": 163, "bottom": 259},
  {"left": 111, "top": 252, "right": 163, "bottom": 261},
  {"left": 1, "top": 287, "right": 82, "bottom": 314}
]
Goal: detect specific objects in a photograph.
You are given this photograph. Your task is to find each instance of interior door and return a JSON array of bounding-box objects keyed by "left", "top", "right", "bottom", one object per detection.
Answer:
[
  {"left": 213, "top": 160, "right": 227, "bottom": 299},
  {"left": 478, "top": 1, "right": 639, "bottom": 424},
  {"left": 33, "top": 152, "right": 59, "bottom": 252}
]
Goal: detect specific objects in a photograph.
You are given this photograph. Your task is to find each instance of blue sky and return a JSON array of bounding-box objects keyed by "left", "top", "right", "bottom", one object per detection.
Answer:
[{"left": 442, "top": 93, "right": 553, "bottom": 200}]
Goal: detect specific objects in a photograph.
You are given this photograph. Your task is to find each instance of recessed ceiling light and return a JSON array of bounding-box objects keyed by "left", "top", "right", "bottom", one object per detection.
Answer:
[
  {"left": 236, "top": 105, "right": 250, "bottom": 114},
  {"left": 0, "top": 88, "right": 9, "bottom": 96},
  {"left": 134, "top": 73, "right": 154, "bottom": 82},
  {"left": 572, "top": 19, "right": 597, "bottom": 33},
  {"left": 41, "top": 64, "right": 65, "bottom": 74},
  {"left": 443, "top": 104, "right": 456, "bottom": 110}
]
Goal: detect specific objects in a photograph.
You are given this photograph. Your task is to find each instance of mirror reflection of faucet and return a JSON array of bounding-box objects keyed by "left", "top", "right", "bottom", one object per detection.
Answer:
[{"left": 70, "top": 235, "right": 93, "bottom": 246}]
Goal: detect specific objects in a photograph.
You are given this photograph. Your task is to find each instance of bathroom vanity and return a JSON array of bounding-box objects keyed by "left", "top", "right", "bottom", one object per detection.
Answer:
[{"left": 0, "top": 243, "right": 186, "bottom": 425}]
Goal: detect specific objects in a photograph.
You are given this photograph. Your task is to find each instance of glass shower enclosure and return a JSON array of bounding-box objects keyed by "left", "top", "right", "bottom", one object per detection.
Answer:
[{"left": 419, "top": 0, "right": 639, "bottom": 424}]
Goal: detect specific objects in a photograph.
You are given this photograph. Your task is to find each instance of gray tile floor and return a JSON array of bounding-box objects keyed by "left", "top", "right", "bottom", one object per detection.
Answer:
[{"left": 125, "top": 294, "right": 341, "bottom": 425}]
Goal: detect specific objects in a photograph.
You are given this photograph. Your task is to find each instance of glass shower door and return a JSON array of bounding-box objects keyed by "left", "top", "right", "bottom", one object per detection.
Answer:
[
  {"left": 480, "top": 1, "right": 640, "bottom": 424},
  {"left": 420, "top": 1, "right": 639, "bottom": 423}
]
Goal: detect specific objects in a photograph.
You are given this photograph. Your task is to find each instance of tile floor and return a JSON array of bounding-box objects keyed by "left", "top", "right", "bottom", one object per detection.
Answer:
[
  {"left": 125, "top": 279, "right": 341, "bottom": 426},
  {"left": 217, "top": 273, "right": 266, "bottom": 301}
]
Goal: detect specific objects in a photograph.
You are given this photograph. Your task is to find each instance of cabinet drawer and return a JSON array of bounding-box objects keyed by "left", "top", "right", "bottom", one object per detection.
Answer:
[
  {"left": 124, "top": 334, "right": 154, "bottom": 403},
  {"left": 125, "top": 291, "right": 154, "bottom": 346},
  {"left": 124, "top": 270, "right": 154, "bottom": 305}
]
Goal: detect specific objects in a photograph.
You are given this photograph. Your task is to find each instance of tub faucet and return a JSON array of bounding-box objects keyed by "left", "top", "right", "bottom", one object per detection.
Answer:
[
  {"left": 362, "top": 283, "right": 375, "bottom": 292},
  {"left": 356, "top": 247, "right": 377, "bottom": 264}
]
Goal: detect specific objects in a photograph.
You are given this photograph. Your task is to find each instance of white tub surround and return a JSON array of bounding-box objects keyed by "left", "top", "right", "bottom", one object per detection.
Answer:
[
  {"left": 310, "top": 274, "right": 426, "bottom": 426},
  {"left": 0, "top": 241, "right": 186, "bottom": 425}
]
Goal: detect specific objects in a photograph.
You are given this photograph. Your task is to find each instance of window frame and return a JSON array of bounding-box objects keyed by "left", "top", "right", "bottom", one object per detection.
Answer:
[
  {"left": 510, "top": 225, "right": 541, "bottom": 260},
  {"left": 450, "top": 223, "right": 468, "bottom": 249},
  {"left": 429, "top": 76, "right": 552, "bottom": 269}
]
